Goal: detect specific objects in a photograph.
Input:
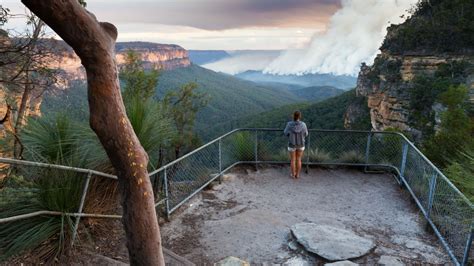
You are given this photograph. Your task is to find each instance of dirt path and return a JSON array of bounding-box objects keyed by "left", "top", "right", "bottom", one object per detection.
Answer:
[{"left": 161, "top": 166, "right": 451, "bottom": 265}]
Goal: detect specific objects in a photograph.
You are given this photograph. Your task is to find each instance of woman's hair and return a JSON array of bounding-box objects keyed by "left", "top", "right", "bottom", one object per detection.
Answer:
[{"left": 293, "top": 111, "right": 301, "bottom": 121}]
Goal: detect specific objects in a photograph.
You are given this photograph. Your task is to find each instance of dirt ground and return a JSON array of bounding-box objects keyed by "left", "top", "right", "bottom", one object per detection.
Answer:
[{"left": 160, "top": 165, "right": 451, "bottom": 265}]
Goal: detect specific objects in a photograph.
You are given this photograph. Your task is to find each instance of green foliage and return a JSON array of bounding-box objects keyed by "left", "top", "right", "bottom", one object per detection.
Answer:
[
  {"left": 164, "top": 82, "right": 209, "bottom": 158},
  {"left": 157, "top": 65, "right": 303, "bottom": 138},
  {"left": 445, "top": 151, "right": 474, "bottom": 202},
  {"left": 229, "top": 132, "right": 254, "bottom": 161},
  {"left": 120, "top": 50, "right": 160, "bottom": 101},
  {"left": 21, "top": 114, "right": 86, "bottom": 166},
  {"left": 338, "top": 150, "right": 365, "bottom": 164},
  {"left": 381, "top": 0, "right": 474, "bottom": 54},
  {"left": 408, "top": 61, "right": 470, "bottom": 137},
  {"left": 290, "top": 86, "right": 345, "bottom": 101},
  {"left": 215, "top": 89, "right": 371, "bottom": 135},
  {"left": 125, "top": 97, "right": 175, "bottom": 169},
  {"left": 424, "top": 85, "right": 474, "bottom": 168},
  {"left": 0, "top": 169, "right": 83, "bottom": 261},
  {"left": 308, "top": 148, "right": 332, "bottom": 163},
  {"left": 368, "top": 58, "right": 402, "bottom": 85},
  {"left": 2, "top": 96, "right": 173, "bottom": 260}
]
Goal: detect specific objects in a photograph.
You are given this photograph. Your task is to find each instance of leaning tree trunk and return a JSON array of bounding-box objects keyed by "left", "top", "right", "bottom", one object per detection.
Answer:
[{"left": 20, "top": 1, "right": 165, "bottom": 265}]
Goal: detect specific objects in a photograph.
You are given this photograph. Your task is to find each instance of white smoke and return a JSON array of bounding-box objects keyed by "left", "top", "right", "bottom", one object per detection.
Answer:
[
  {"left": 262, "top": 0, "right": 417, "bottom": 76},
  {"left": 203, "top": 51, "right": 280, "bottom": 75}
]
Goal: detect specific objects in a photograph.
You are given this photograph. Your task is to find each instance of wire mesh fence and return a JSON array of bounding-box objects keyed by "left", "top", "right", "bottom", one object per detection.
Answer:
[{"left": 1, "top": 128, "right": 473, "bottom": 265}]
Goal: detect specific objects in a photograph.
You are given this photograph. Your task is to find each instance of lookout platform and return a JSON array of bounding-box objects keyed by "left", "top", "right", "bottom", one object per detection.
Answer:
[{"left": 160, "top": 166, "right": 451, "bottom": 265}]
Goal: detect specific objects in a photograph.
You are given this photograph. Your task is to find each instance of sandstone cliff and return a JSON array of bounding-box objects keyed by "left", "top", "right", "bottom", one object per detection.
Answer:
[
  {"left": 351, "top": 1, "right": 474, "bottom": 138},
  {"left": 355, "top": 54, "right": 473, "bottom": 135},
  {"left": 45, "top": 40, "right": 191, "bottom": 87}
]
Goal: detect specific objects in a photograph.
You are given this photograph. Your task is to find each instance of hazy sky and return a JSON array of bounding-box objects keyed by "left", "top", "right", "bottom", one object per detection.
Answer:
[{"left": 3, "top": 0, "right": 341, "bottom": 50}]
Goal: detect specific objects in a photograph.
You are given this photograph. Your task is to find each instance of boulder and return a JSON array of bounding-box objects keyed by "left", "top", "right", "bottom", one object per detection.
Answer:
[
  {"left": 283, "top": 256, "right": 312, "bottom": 266},
  {"left": 215, "top": 256, "right": 249, "bottom": 266},
  {"left": 378, "top": 255, "right": 404, "bottom": 266},
  {"left": 291, "top": 223, "right": 375, "bottom": 261}
]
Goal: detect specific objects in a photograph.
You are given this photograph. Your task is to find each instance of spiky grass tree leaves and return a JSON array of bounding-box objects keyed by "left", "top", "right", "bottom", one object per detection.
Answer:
[{"left": 0, "top": 167, "right": 84, "bottom": 262}]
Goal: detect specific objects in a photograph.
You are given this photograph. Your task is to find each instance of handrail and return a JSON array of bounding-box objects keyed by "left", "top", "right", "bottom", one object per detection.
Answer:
[
  {"left": 1, "top": 128, "right": 472, "bottom": 265},
  {"left": 149, "top": 128, "right": 242, "bottom": 175},
  {"left": 0, "top": 157, "right": 117, "bottom": 179}
]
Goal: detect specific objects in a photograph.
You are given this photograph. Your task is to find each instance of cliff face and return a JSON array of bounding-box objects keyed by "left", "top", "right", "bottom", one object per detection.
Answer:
[
  {"left": 356, "top": 53, "right": 473, "bottom": 136},
  {"left": 46, "top": 41, "right": 191, "bottom": 87},
  {"left": 115, "top": 42, "right": 191, "bottom": 70},
  {"left": 353, "top": 0, "right": 474, "bottom": 138}
]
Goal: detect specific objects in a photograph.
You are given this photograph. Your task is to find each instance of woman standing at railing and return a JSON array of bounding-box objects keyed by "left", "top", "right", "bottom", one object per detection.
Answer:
[{"left": 284, "top": 111, "right": 308, "bottom": 179}]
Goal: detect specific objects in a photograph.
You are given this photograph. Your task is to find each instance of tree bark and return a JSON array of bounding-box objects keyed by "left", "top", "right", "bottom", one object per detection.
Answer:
[
  {"left": 13, "top": 79, "right": 30, "bottom": 159},
  {"left": 20, "top": 1, "right": 165, "bottom": 265}
]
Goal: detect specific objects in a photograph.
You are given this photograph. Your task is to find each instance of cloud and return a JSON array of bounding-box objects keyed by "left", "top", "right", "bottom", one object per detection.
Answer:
[
  {"left": 85, "top": 0, "right": 340, "bottom": 30},
  {"left": 263, "top": 0, "right": 418, "bottom": 76}
]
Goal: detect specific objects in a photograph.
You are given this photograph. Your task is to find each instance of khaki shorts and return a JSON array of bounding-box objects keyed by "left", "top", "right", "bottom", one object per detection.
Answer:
[{"left": 288, "top": 146, "right": 305, "bottom": 152}]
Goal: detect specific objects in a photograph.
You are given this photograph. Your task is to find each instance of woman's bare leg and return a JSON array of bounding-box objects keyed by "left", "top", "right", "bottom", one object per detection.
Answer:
[
  {"left": 295, "top": 150, "right": 304, "bottom": 178},
  {"left": 289, "top": 151, "right": 296, "bottom": 178}
]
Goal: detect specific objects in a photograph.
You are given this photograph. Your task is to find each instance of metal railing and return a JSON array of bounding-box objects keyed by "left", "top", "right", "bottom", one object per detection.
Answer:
[{"left": 1, "top": 128, "right": 473, "bottom": 265}]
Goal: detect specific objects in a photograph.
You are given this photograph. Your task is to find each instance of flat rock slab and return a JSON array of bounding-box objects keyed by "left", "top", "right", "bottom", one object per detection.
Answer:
[
  {"left": 291, "top": 223, "right": 375, "bottom": 261},
  {"left": 325, "top": 261, "right": 358, "bottom": 266}
]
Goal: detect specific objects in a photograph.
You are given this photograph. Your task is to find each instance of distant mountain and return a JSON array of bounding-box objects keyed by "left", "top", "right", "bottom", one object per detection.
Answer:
[
  {"left": 291, "top": 86, "right": 345, "bottom": 101},
  {"left": 154, "top": 64, "right": 307, "bottom": 138},
  {"left": 188, "top": 50, "right": 231, "bottom": 65},
  {"left": 42, "top": 61, "right": 348, "bottom": 141},
  {"left": 235, "top": 70, "right": 357, "bottom": 90}
]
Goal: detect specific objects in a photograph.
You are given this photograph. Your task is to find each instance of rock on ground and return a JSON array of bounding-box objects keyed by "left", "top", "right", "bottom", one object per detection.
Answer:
[
  {"left": 291, "top": 223, "right": 375, "bottom": 261},
  {"left": 283, "top": 256, "right": 312, "bottom": 266},
  {"left": 378, "top": 255, "right": 405, "bottom": 266},
  {"left": 215, "top": 256, "right": 249, "bottom": 266},
  {"left": 324, "top": 261, "right": 359, "bottom": 266}
]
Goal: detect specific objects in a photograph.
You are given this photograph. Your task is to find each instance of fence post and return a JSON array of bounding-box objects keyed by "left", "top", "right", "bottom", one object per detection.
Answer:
[
  {"left": 164, "top": 167, "right": 170, "bottom": 220},
  {"left": 427, "top": 173, "right": 437, "bottom": 218},
  {"left": 399, "top": 142, "right": 409, "bottom": 185},
  {"left": 364, "top": 132, "right": 372, "bottom": 172},
  {"left": 462, "top": 225, "right": 473, "bottom": 266},
  {"left": 71, "top": 171, "right": 92, "bottom": 246},
  {"left": 254, "top": 130, "right": 258, "bottom": 171},
  {"left": 218, "top": 138, "right": 222, "bottom": 184},
  {"left": 305, "top": 133, "right": 311, "bottom": 174}
]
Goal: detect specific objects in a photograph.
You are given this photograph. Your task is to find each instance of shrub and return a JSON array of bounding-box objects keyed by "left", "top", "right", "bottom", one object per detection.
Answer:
[
  {"left": 230, "top": 132, "right": 254, "bottom": 161},
  {"left": 272, "top": 149, "right": 289, "bottom": 162},
  {"left": 338, "top": 150, "right": 365, "bottom": 164},
  {"left": 308, "top": 148, "right": 332, "bottom": 163},
  {"left": 0, "top": 169, "right": 84, "bottom": 262}
]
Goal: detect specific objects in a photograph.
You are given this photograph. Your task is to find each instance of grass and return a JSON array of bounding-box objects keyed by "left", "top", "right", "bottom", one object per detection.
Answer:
[
  {"left": 229, "top": 132, "right": 255, "bottom": 162},
  {"left": 308, "top": 148, "right": 332, "bottom": 163},
  {"left": 338, "top": 150, "right": 365, "bottom": 164},
  {"left": 0, "top": 169, "right": 84, "bottom": 262}
]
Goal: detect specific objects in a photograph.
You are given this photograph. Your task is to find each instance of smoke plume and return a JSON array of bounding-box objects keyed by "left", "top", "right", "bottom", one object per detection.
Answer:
[
  {"left": 203, "top": 51, "right": 280, "bottom": 75},
  {"left": 264, "top": 0, "right": 417, "bottom": 76}
]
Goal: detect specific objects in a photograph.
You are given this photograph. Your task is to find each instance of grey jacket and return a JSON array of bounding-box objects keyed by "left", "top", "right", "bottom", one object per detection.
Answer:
[{"left": 284, "top": 121, "right": 308, "bottom": 148}]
